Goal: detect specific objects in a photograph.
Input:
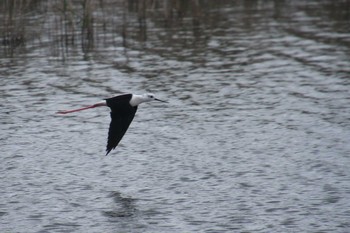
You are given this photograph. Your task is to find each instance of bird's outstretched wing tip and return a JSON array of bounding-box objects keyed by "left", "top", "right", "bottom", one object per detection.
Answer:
[{"left": 105, "top": 149, "right": 111, "bottom": 156}]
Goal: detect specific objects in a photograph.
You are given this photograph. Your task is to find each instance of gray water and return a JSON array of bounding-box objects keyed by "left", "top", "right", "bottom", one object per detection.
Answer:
[{"left": 1, "top": 1, "right": 350, "bottom": 232}]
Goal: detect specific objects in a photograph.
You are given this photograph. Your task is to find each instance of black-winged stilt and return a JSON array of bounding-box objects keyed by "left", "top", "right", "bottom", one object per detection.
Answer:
[{"left": 57, "top": 93, "right": 167, "bottom": 155}]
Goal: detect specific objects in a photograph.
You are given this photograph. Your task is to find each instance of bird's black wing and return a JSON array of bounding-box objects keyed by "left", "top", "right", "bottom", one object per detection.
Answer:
[{"left": 106, "top": 106, "right": 137, "bottom": 155}]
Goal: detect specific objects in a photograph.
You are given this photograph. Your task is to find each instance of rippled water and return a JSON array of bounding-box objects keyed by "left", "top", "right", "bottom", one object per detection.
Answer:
[{"left": 1, "top": 1, "right": 350, "bottom": 232}]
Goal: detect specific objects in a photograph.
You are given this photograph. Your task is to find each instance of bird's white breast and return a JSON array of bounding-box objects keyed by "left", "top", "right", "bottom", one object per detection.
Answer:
[{"left": 129, "top": 94, "right": 143, "bottom": 107}]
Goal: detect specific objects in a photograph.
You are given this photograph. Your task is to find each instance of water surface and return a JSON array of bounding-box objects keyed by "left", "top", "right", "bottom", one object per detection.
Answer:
[{"left": 1, "top": 1, "right": 350, "bottom": 232}]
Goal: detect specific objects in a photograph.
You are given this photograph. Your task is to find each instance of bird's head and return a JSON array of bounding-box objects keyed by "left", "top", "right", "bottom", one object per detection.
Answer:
[
  {"left": 142, "top": 93, "right": 168, "bottom": 103},
  {"left": 129, "top": 93, "right": 168, "bottom": 106}
]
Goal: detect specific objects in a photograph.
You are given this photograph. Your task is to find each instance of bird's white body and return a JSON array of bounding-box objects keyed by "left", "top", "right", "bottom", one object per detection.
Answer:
[{"left": 129, "top": 93, "right": 157, "bottom": 107}]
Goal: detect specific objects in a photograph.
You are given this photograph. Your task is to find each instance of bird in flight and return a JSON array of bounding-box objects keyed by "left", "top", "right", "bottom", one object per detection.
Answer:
[{"left": 57, "top": 93, "right": 167, "bottom": 155}]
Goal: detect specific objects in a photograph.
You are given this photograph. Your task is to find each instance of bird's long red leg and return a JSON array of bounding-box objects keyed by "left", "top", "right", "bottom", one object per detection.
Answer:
[{"left": 56, "top": 102, "right": 106, "bottom": 114}]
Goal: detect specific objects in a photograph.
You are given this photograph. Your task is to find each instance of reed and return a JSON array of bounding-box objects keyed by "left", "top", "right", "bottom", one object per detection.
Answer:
[
  {"left": 81, "top": 0, "right": 94, "bottom": 51},
  {"left": 1, "top": 0, "right": 28, "bottom": 47},
  {"left": 0, "top": 0, "right": 225, "bottom": 55}
]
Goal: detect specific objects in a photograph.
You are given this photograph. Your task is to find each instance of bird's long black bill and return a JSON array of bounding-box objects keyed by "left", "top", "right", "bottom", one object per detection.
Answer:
[{"left": 155, "top": 98, "right": 168, "bottom": 103}]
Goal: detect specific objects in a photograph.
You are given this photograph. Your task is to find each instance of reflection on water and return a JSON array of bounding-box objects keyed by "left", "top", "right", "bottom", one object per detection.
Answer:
[
  {"left": 102, "top": 191, "right": 137, "bottom": 218},
  {"left": 2, "top": 0, "right": 349, "bottom": 59},
  {"left": 1, "top": 1, "right": 350, "bottom": 232}
]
